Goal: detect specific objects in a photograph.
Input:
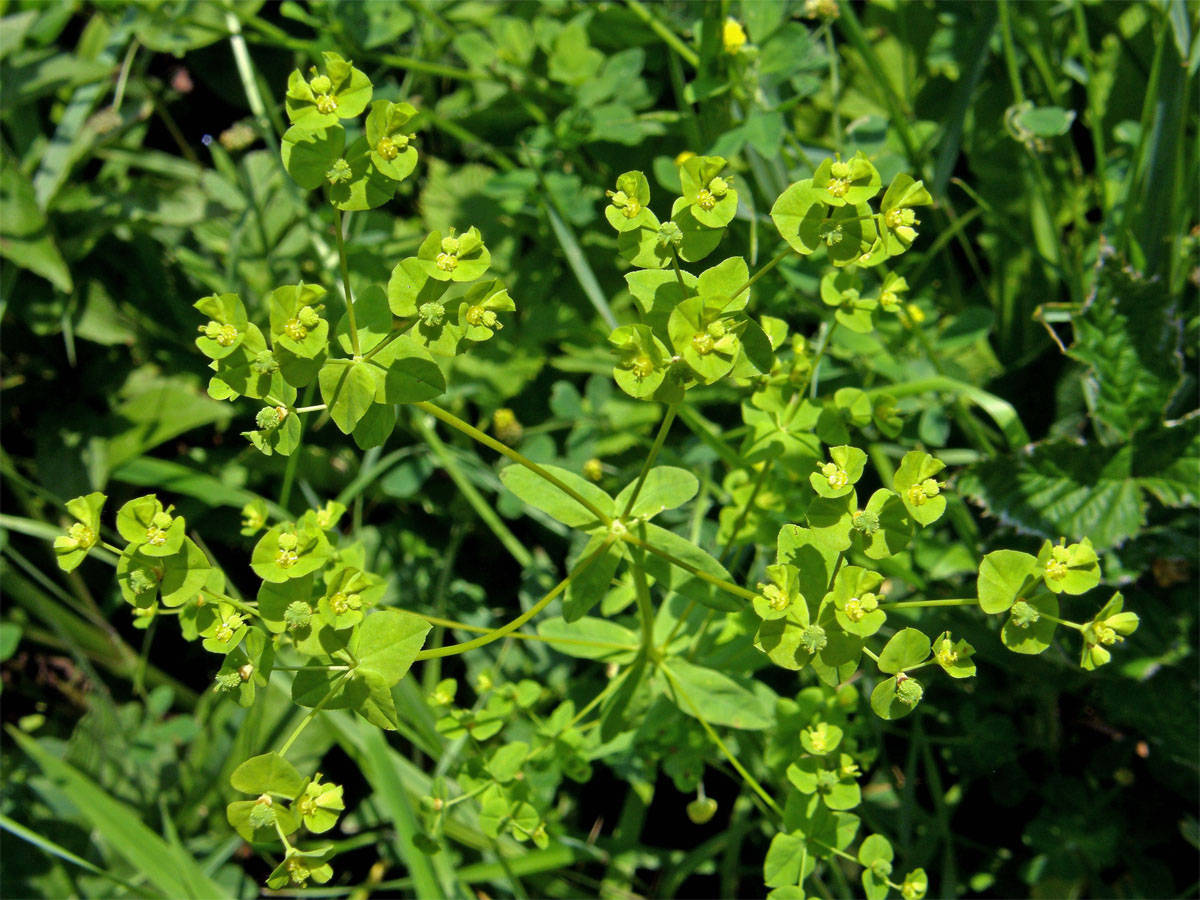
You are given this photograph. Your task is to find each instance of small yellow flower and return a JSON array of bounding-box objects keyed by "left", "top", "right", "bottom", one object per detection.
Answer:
[{"left": 722, "top": 18, "right": 748, "bottom": 54}]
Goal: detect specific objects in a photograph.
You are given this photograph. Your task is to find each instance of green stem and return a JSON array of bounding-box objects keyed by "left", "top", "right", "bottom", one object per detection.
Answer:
[
  {"left": 411, "top": 412, "right": 533, "bottom": 568},
  {"left": 629, "top": 549, "right": 656, "bottom": 650},
  {"left": 1038, "top": 612, "right": 1084, "bottom": 631},
  {"left": 825, "top": 27, "right": 842, "bottom": 153},
  {"left": 862, "top": 646, "right": 881, "bottom": 664},
  {"left": 293, "top": 404, "right": 327, "bottom": 414},
  {"left": 415, "top": 400, "right": 612, "bottom": 527},
  {"left": 277, "top": 670, "right": 351, "bottom": 756},
  {"left": 783, "top": 319, "right": 839, "bottom": 426},
  {"left": 880, "top": 598, "right": 980, "bottom": 610},
  {"left": 621, "top": 403, "right": 678, "bottom": 519},
  {"left": 660, "top": 597, "right": 696, "bottom": 652},
  {"left": 622, "top": 532, "right": 758, "bottom": 603},
  {"left": 718, "top": 463, "right": 769, "bottom": 562},
  {"left": 414, "top": 539, "right": 612, "bottom": 661},
  {"left": 732, "top": 247, "right": 791, "bottom": 299},
  {"left": 397, "top": 610, "right": 638, "bottom": 653},
  {"left": 332, "top": 206, "right": 360, "bottom": 358},
  {"left": 626, "top": 0, "right": 699, "bottom": 67},
  {"left": 279, "top": 381, "right": 314, "bottom": 511},
  {"left": 670, "top": 248, "right": 688, "bottom": 292},
  {"left": 660, "top": 664, "right": 783, "bottom": 818}
]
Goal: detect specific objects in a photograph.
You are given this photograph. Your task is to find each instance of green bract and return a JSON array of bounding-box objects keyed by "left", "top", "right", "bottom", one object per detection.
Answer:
[
  {"left": 116, "top": 494, "right": 185, "bottom": 557},
  {"left": 820, "top": 270, "right": 877, "bottom": 334},
  {"left": 679, "top": 155, "right": 738, "bottom": 228},
  {"left": 285, "top": 52, "right": 373, "bottom": 129},
  {"left": 812, "top": 152, "right": 881, "bottom": 207},
  {"left": 879, "top": 173, "right": 932, "bottom": 257},
  {"left": 365, "top": 100, "right": 419, "bottom": 182},
  {"left": 605, "top": 170, "right": 653, "bottom": 232},
  {"left": 1036, "top": 537, "right": 1101, "bottom": 594},
  {"left": 31, "top": 27, "right": 1163, "bottom": 898},
  {"left": 1080, "top": 592, "right": 1139, "bottom": 670},
  {"left": 54, "top": 492, "right": 105, "bottom": 572},
  {"left": 195, "top": 293, "right": 249, "bottom": 359},
  {"left": 418, "top": 227, "right": 490, "bottom": 282},
  {"left": 893, "top": 450, "right": 948, "bottom": 526}
]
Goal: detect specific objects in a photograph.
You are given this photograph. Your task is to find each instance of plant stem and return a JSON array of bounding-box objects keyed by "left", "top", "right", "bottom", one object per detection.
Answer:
[
  {"left": 414, "top": 539, "right": 612, "bottom": 661},
  {"left": 825, "top": 27, "right": 842, "bottom": 153},
  {"left": 415, "top": 400, "right": 612, "bottom": 527},
  {"left": 621, "top": 403, "right": 678, "bottom": 519},
  {"left": 397, "top": 610, "right": 638, "bottom": 653},
  {"left": 629, "top": 549, "right": 656, "bottom": 650},
  {"left": 732, "top": 247, "right": 792, "bottom": 299},
  {"left": 277, "top": 670, "right": 351, "bottom": 756},
  {"left": 879, "top": 598, "right": 980, "bottom": 610},
  {"left": 718, "top": 463, "right": 769, "bottom": 563},
  {"left": 862, "top": 646, "right": 881, "bottom": 664},
  {"left": 333, "top": 206, "right": 360, "bottom": 358},
  {"left": 660, "top": 664, "right": 783, "bottom": 818},
  {"left": 411, "top": 412, "right": 533, "bottom": 568},
  {"left": 1039, "top": 612, "right": 1084, "bottom": 631},
  {"left": 626, "top": 0, "right": 699, "bottom": 68},
  {"left": 622, "top": 532, "right": 758, "bottom": 603},
  {"left": 293, "top": 404, "right": 327, "bottom": 414}
]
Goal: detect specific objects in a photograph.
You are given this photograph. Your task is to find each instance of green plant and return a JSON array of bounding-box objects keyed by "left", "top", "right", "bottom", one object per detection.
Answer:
[{"left": 34, "top": 46, "right": 1152, "bottom": 898}]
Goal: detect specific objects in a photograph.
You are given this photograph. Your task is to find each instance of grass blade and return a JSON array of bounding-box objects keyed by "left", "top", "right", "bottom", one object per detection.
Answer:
[{"left": 9, "top": 728, "right": 224, "bottom": 899}]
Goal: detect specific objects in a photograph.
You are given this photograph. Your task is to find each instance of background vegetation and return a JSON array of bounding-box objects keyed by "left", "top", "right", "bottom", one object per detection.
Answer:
[{"left": 1, "top": 1, "right": 1196, "bottom": 898}]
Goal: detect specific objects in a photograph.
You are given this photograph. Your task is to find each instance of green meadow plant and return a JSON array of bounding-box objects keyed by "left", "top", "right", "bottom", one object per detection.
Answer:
[{"left": 47, "top": 49, "right": 1145, "bottom": 898}]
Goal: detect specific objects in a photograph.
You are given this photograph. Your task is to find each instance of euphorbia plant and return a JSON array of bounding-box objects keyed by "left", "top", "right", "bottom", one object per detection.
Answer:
[{"left": 47, "top": 50, "right": 1139, "bottom": 898}]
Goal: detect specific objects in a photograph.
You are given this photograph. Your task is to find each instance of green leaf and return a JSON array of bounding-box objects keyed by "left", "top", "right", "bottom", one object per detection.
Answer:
[
  {"left": 352, "top": 609, "right": 431, "bottom": 685},
  {"left": 877, "top": 628, "right": 930, "bottom": 674},
  {"left": 230, "top": 751, "right": 305, "bottom": 797},
  {"left": 0, "top": 155, "right": 71, "bottom": 291},
  {"left": 977, "top": 549, "right": 1039, "bottom": 614},
  {"left": 893, "top": 450, "right": 947, "bottom": 526},
  {"left": 159, "top": 537, "right": 210, "bottom": 607},
  {"left": 870, "top": 675, "right": 922, "bottom": 720},
  {"left": 635, "top": 521, "right": 742, "bottom": 612},
  {"left": 670, "top": 199, "right": 724, "bottom": 263},
  {"left": 1036, "top": 537, "right": 1101, "bottom": 595},
  {"left": 1001, "top": 593, "right": 1059, "bottom": 655},
  {"left": 958, "top": 439, "right": 1155, "bottom": 552},
  {"left": 771, "top": 179, "right": 827, "bottom": 255},
  {"left": 499, "top": 462, "right": 616, "bottom": 527},
  {"left": 764, "top": 832, "right": 814, "bottom": 888},
  {"left": 365, "top": 335, "right": 446, "bottom": 404},
  {"left": 625, "top": 268, "right": 696, "bottom": 335},
  {"left": 615, "top": 466, "right": 699, "bottom": 519},
  {"left": 536, "top": 616, "right": 638, "bottom": 662},
  {"left": 365, "top": 100, "right": 419, "bottom": 182},
  {"left": 319, "top": 358, "right": 377, "bottom": 433},
  {"left": 562, "top": 534, "right": 623, "bottom": 621},
  {"left": 11, "top": 729, "right": 225, "bottom": 899},
  {"left": 487, "top": 742, "right": 529, "bottom": 782},
  {"left": 281, "top": 124, "right": 345, "bottom": 190},
  {"left": 855, "top": 489, "right": 912, "bottom": 560},
  {"left": 664, "top": 659, "right": 773, "bottom": 730},
  {"left": 331, "top": 135, "right": 397, "bottom": 211}
]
